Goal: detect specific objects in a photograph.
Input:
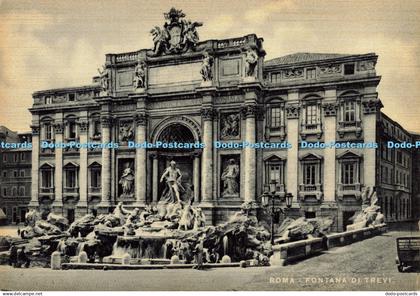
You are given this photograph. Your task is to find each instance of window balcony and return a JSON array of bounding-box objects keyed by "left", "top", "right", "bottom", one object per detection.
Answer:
[
  {"left": 338, "top": 120, "right": 362, "bottom": 138},
  {"left": 89, "top": 186, "right": 101, "bottom": 194},
  {"left": 263, "top": 183, "right": 286, "bottom": 197},
  {"left": 265, "top": 125, "right": 286, "bottom": 141},
  {"left": 64, "top": 187, "right": 79, "bottom": 193},
  {"left": 300, "top": 123, "right": 322, "bottom": 139},
  {"left": 298, "top": 183, "right": 323, "bottom": 201},
  {"left": 337, "top": 183, "right": 362, "bottom": 200},
  {"left": 40, "top": 187, "right": 54, "bottom": 194}
]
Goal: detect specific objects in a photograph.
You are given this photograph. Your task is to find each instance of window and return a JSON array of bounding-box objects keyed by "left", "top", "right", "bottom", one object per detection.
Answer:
[
  {"left": 69, "top": 93, "right": 75, "bottom": 101},
  {"left": 90, "top": 168, "right": 101, "bottom": 188},
  {"left": 305, "top": 211, "right": 316, "bottom": 219},
  {"left": 93, "top": 120, "right": 101, "bottom": 137},
  {"left": 2, "top": 187, "right": 7, "bottom": 196},
  {"left": 306, "top": 68, "right": 316, "bottom": 79},
  {"left": 270, "top": 106, "right": 282, "bottom": 128},
  {"left": 45, "top": 124, "right": 53, "bottom": 140},
  {"left": 300, "top": 154, "right": 322, "bottom": 191},
  {"left": 13, "top": 154, "right": 18, "bottom": 162},
  {"left": 304, "top": 163, "right": 317, "bottom": 185},
  {"left": 19, "top": 170, "right": 24, "bottom": 177},
  {"left": 41, "top": 170, "right": 53, "bottom": 188},
  {"left": 68, "top": 121, "right": 77, "bottom": 139},
  {"left": 397, "top": 150, "right": 402, "bottom": 164},
  {"left": 264, "top": 158, "right": 284, "bottom": 192},
  {"left": 343, "top": 101, "right": 356, "bottom": 122},
  {"left": 306, "top": 104, "right": 318, "bottom": 125},
  {"left": 19, "top": 186, "right": 25, "bottom": 196},
  {"left": 45, "top": 96, "right": 52, "bottom": 104},
  {"left": 65, "top": 169, "right": 77, "bottom": 188},
  {"left": 20, "top": 153, "right": 25, "bottom": 161},
  {"left": 341, "top": 162, "right": 357, "bottom": 184},
  {"left": 13, "top": 171, "right": 18, "bottom": 178},
  {"left": 2, "top": 171, "right": 6, "bottom": 178},
  {"left": 270, "top": 72, "right": 281, "bottom": 83},
  {"left": 12, "top": 187, "right": 17, "bottom": 196},
  {"left": 344, "top": 64, "right": 355, "bottom": 75},
  {"left": 2, "top": 154, "right": 6, "bottom": 162}
]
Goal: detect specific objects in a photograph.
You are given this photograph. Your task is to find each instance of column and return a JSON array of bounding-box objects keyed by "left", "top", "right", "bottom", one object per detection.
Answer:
[
  {"left": 193, "top": 154, "right": 200, "bottom": 203},
  {"left": 362, "top": 93, "right": 382, "bottom": 188},
  {"left": 323, "top": 87, "right": 337, "bottom": 202},
  {"left": 286, "top": 90, "right": 300, "bottom": 199},
  {"left": 53, "top": 119, "right": 63, "bottom": 209},
  {"left": 99, "top": 115, "right": 112, "bottom": 207},
  {"left": 135, "top": 113, "right": 147, "bottom": 206},
  {"left": 78, "top": 116, "right": 88, "bottom": 209},
  {"left": 201, "top": 107, "right": 214, "bottom": 203},
  {"left": 243, "top": 105, "right": 257, "bottom": 202},
  {"left": 152, "top": 154, "right": 159, "bottom": 203},
  {"left": 29, "top": 123, "right": 40, "bottom": 208}
]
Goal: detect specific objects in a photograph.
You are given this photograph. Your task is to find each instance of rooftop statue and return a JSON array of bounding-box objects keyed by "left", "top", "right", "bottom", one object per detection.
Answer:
[
  {"left": 97, "top": 65, "right": 110, "bottom": 93},
  {"left": 149, "top": 7, "right": 203, "bottom": 56}
]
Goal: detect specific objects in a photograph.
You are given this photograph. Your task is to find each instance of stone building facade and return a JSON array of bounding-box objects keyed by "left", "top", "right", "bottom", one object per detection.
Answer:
[
  {"left": 27, "top": 9, "right": 416, "bottom": 230},
  {"left": 377, "top": 113, "right": 414, "bottom": 223},
  {"left": 0, "top": 126, "right": 32, "bottom": 223}
]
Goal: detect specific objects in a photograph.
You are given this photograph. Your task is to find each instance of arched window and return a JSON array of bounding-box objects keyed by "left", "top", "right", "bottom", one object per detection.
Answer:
[
  {"left": 40, "top": 117, "right": 54, "bottom": 142},
  {"left": 88, "top": 162, "right": 102, "bottom": 190},
  {"left": 64, "top": 115, "right": 78, "bottom": 140}
]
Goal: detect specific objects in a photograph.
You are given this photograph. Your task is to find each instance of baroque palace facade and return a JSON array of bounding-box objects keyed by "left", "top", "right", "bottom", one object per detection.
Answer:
[{"left": 28, "top": 8, "right": 416, "bottom": 231}]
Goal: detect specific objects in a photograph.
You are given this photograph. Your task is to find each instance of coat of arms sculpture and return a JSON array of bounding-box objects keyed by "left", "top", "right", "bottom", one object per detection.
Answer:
[{"left": 149, "top": 8, "right": 203, "bottom": 56}]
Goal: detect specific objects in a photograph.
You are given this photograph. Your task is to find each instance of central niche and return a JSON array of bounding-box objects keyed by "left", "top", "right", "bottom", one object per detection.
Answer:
[{"left": 157, "top": 123, "right": 195, "bottom": 147}]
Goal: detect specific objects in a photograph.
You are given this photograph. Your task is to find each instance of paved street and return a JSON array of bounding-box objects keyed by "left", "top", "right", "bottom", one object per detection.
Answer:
[{"left": 0, "top": 229, "right": 418, "bottom": 291}]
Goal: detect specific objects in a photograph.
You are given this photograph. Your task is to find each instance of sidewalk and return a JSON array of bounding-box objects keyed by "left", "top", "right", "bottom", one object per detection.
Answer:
[{"left": 0, "top": 225, "right": 21, "bottom": 238}]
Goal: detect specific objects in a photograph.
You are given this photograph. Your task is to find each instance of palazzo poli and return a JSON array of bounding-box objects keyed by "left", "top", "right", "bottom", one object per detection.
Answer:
[{"left": 28, "top": 8, "right": 414, "bottom": 231}]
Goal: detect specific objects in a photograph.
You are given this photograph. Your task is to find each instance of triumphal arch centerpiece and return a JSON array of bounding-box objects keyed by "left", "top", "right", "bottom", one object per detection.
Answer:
[{"left": 29, "top": 7, "right": 266, "bottom": 224}]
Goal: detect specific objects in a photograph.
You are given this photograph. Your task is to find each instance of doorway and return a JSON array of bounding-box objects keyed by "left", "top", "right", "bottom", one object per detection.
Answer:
[
  {"left": 67, "top": 209, "right": 75, "bottom": 224},
  {"left": 343, "top": 211, "right": 355, "bottom": 231}
]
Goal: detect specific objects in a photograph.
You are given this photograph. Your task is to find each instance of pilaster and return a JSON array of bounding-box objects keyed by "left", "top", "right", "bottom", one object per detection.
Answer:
[
  {"left": 29, "top": 122, "right": 40, "bottom": 208},
  {"left": 134, "top": 112, "right": 147, "bottom": 206},
  {"left": 99, "top": 114, "right": 112, "bottom": 208},
  {"left": 323, "top": 87, "right": 338, "bottom": 202},
  {"left": 286, "top": 89, "right": 300, "bottom": 199},
  {"left": 78, "top": 113, "right": 88, "bottom": 210},
  {"left": 52, "top": 116, "right": 63, "bottom": 210}
]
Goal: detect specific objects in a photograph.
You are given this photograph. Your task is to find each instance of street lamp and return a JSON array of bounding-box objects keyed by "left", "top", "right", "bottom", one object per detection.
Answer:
[{"left": 262, "top": 180, "right": 293, "bottom": 245}]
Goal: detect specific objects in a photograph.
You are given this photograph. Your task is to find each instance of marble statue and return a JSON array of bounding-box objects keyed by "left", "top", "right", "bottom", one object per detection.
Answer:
[
  {"left": 119, "top": 163, "right": 134, "bottom": 196},
  {"left": 119, "top": 123, "right": 134, "bottom": 142},
  {"left": 97, "top": 65, "right": 109, "bottom": 91},
  {"left": 150, "top": 26, "right": 169, "bottom": 56},
  {"left": 244, "top": 48, "right": 258, "bottom": 77},
  {"left": 200, "top": 51, "right": 213, "bottom": 82},
  {"left": 160, "top": 160, "right": 184, "bottom": 203},
  {"left": 133, "top": 61, "right": 146, "bottom": 89},
  {"left": 221, "top": 159, "right": 240, "bottom": 196},
  {"left": 182, "top": 19, "right": 202, "bottom": 48},
  {"left": 347, "top": 187, "right": 384, "bottom": 231},
  {"left": 221, "top": 114, "right": 240, "bottom": 138},
  {"left": 149, "top": 8, "right": 202, "bottom": 56},
  {"left": 361, "top": 186, "right": 372, "bottom": 205}
]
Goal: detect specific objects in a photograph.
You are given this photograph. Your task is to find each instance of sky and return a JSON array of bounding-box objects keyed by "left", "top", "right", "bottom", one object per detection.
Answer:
[{"left": 0, "top": 0, "right": 419, "bottom": 133}]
